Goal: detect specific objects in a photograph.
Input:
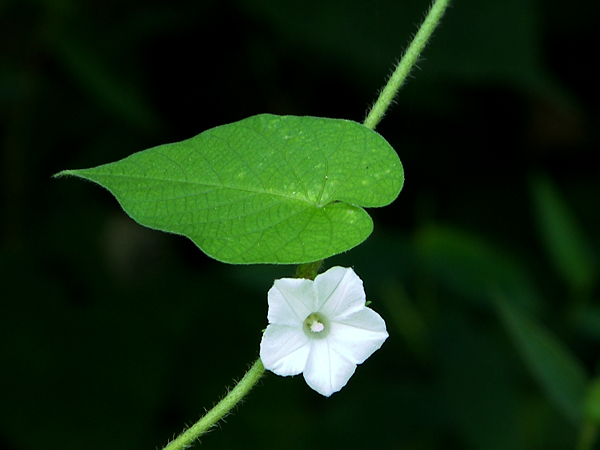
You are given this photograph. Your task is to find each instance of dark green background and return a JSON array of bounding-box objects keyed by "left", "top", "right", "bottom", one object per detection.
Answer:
[{"left": 1, "top": 0, "right": 599, "bottom": 449}]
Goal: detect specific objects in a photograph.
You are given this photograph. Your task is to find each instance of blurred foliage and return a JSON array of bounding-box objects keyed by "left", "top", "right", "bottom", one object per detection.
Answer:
[{"left": 1, "top": 0, "right": 599, "bottom": 449}]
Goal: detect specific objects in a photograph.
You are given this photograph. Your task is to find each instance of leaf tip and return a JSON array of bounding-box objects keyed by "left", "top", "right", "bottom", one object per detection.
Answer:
[
  {"left": 53, "top": 169, "right": 89, "bottom": 181},
  {"left": 53, "top": 170, "right": 73, "bottom": 179}
]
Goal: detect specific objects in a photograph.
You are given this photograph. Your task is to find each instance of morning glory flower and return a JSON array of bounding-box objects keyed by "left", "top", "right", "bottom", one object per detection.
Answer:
[{"left": 259, "top": 266, "right": 388, "bottom": 396}]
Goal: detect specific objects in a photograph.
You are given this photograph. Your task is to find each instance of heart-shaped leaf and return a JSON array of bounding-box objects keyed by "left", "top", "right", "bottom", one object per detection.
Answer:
[{"left": 57, "top": 114, "right": 403, "bottom": 264}]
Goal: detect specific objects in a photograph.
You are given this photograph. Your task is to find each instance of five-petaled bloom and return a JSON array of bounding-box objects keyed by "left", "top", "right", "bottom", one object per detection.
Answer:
[{"left": 259, "top": 266, "right": 388, "bottom": 396}]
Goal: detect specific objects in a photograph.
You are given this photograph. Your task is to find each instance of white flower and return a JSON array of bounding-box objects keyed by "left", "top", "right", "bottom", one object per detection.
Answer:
[{"left": 259, "top": 266, "right": 388, "bottom": 396}]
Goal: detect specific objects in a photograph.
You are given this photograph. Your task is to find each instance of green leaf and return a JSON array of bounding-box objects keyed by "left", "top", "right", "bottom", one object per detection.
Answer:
[
  {"left": 56, "top": 114, "right": 403, "bottom": 264},
  {"left": 496, "top": 298, "right": 588, "bottom": 425},
  {"left": 530, "top": 174, "right": 597, "bottom": 292}
]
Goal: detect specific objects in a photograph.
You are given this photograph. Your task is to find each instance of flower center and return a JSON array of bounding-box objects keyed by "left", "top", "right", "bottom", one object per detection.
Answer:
[{"left": 303, "top": 312, "right": 329, "bottom": 338}]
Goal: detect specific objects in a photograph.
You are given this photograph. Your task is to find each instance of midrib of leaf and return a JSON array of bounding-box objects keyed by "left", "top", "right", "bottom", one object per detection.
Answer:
[{"left": 84, "top": 170, "right": 332, "bottom": 206}]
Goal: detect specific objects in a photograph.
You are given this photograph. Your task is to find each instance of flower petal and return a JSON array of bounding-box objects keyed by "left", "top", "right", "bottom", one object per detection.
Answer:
[
  {"left": 316, "top": 267, "right": 366, "bottom": 319},
  {"left": 303, "top": 338, "right": 357, "bottom": 397},
  {"left": 260, "top": 324, "right": 310, "bottom": 376},
  {"left": 328, "top": 308, "right": 388, "bottom": 364},
  {"left": 267, "top": 278, "right": 315, "bottom": 326}
]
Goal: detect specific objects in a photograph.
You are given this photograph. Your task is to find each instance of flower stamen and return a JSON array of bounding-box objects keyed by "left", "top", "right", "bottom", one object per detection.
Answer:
[{"left": 310, "top": 321, "right": 324, "bottom": 333}]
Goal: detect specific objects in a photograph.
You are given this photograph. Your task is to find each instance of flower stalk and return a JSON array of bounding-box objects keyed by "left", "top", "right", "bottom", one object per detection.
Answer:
[
  {"left": 296, "top": 260, "right": 324, "bottom": 280},
  {"left": 162, "top": 359, "right": 265, "bottom": 450}
]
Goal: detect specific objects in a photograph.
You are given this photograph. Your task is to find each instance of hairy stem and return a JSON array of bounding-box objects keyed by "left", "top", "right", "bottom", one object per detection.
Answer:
[
  {"left": 162, "top": 358, "right": 265, "bottom": 450},
  {"left": 364, "top": 0, "right": 451, "bottom": 130}
]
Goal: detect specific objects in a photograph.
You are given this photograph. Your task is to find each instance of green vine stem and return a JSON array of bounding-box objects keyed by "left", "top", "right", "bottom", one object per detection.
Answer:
[
  {"left": 160, "top": 2, "right": 452, "bottom": 448},
  {"left": 162, "top": 359, "right": 265, "bottom": 450},
  {"left": 364, "top": 0, "right": 451, "bottom": 130}
]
